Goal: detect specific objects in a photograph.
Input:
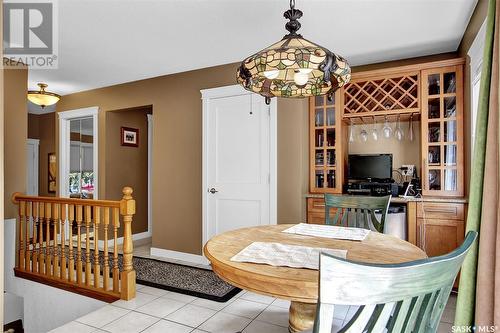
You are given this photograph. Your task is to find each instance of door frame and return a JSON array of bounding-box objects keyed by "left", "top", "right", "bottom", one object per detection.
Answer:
[
  {"left": 200, "top": 84, "right": 278, "bottom": 250},
  {"left": 26, "top": 138, "right": 40, "bottom": 196},
  {"left": 147, "top": 113, "right": 153, "bottom": 236},
  {"left": 58, "top": 106, "right": 99, "bottom": 198}
]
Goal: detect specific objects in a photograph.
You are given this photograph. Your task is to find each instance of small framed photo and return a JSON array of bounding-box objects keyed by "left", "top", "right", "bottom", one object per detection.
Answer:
[{"left": 121, "top": 127, "right": 139, "bottom": 147}]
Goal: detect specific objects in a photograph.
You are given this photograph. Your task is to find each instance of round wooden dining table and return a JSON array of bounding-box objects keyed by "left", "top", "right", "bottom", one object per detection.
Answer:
[{"left": 204, "top": 224, "right": 427, "bottom": 333}]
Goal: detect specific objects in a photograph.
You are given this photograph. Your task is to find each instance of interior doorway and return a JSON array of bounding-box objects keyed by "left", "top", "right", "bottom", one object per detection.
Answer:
[
  {"left": 106, "top": 106, "right": 152, "bottom": 239},
  {"left": 201, "top": 85, "right": 277, "bottom": 250}
]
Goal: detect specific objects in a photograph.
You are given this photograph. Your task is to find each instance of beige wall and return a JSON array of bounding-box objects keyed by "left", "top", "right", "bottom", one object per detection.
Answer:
[
  {"left": 28, "top": 113, "right": 39, "bottom": 138},
  {"left": 105, "top": 107, "right": 150, "bottom": 235},
  {"left": 4, "top": 66, "right": 28, "bottom": 218},
  {"left": 277, "top": 98, "right": 309, "bottom": 224},
  {"left": 348, "top": 122, "right": 421, "bottom": 177},
  {"left": 28, "top": 112, "right": 56, "bottom": 196}
]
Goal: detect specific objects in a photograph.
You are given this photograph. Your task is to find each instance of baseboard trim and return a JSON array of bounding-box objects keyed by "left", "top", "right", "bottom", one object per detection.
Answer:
[
  {"left": 131, "top": 231, "right": 152, "bottom": 242},
  {"left": 97, "top": 231, "right": 151, "bottom": 249},
  {"left": 150, "top": 247, "right": 210, "bottom": 266}
]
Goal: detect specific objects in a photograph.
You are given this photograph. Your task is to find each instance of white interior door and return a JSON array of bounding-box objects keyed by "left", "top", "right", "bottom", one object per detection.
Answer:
[
  {"left": 203, "top": 88, "right": 276, "bottom": 244},
  {"left": 26, "top": 139, "right": 39, "bottom": 196}
]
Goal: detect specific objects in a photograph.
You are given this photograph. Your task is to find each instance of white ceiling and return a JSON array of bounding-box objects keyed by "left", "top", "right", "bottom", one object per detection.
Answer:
[{"left": 28, "top": 0, "right": 478, "bottom": 113}]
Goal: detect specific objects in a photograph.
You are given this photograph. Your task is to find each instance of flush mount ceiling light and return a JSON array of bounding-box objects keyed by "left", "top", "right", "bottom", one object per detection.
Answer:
[
  {"left": 27, "top": 83, "right": 61, "bottom": 108},
  {"left": 237, "top": 0, "right": 351, "bottom": 105}
]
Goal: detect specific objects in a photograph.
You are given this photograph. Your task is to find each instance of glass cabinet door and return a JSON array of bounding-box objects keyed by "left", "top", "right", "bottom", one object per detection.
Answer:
[
  {"left": 310, "top": 93, "right": 343, "bottom": 193},
  {"left": 421, "top": 65, "right": 463, "bottom": 196}
]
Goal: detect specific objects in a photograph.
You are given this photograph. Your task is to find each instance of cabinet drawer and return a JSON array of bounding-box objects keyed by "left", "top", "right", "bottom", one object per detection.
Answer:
[
  {"left": 306, "top": 198, "right": 337, "bottom": 224},
  {"left": 307, "top": 198, "right": 325, "bottom": 212},
  {"left": 417, "top": 202, "right": 464, "bottom": 220}
]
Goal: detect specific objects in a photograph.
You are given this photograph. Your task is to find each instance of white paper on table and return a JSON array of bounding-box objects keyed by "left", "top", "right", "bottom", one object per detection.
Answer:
[
  {"left": 230, "top": 242, "right": 347, "bottom": 270},
  {"left": 282, "top": 223, "right": 370, "bottom": 241}
]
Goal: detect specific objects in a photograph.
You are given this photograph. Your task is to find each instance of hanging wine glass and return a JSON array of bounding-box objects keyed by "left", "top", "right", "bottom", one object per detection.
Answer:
[
  {"left": 349, "top": 118, "right": 355, "bottom": 143},
  {"left": 409, "top": 114, "right": 414, "bottom": 142},
  {"left": 371, "top": 116, "right": 378, "bottom": 141},
  {"left": 382, "top": 115, "right": 392, "bottom": 139},
  {"left": 395, "top": 114, "right": 404, "bottom": 141},
  {"left": 359, "top": 118, "right": 368, "bottom": 142}
]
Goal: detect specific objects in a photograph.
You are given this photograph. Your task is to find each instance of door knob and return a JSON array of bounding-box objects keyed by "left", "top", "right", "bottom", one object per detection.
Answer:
[{"left": 208, "top": 188, "right": 218, "bottom": 194}]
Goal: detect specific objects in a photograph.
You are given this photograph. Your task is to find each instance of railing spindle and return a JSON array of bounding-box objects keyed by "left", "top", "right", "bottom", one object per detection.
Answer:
[
  {"left": 32, "top": 202, "right": 39, "bottom": 273},
  {"left": 11, "top": 189, "right": 135, "bottom": 301},
  {"left": 53, "top": 203, "right": 60, "bottom": 278},
  {"left": 68, "top": 204, "right": 75, "bottom": 282},
  {"left": 25, "top": 201, "right": 32, "bottom": 271},
  {"left": 103, "top": 207, "right": 110, "bottom": 291},
  {"left": 61, "top": 203, "right": 67, "bottom": 280},
  {"left": 45, "top": 203, "right": 52, "bottom": 276},
  {"left": 38, "top": 202, "right": 45, "bottom": 274},
  {"left": 112, "top": 208, "right": 119, "bottom": 293},
  {"left": 85, "top": 205, "right": 92, "bottom": 286},
  {"left": 76, "top": 205, "right": 83, "bottom": 284},
  {"left": 19, "top": 201, "right": 25, "bottom": 270},
  {"left": 93, "top": 206, "right": 101, "bottom": 288}
]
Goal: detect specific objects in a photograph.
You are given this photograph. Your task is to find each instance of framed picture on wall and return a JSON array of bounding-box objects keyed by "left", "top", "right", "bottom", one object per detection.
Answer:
[
  {"left": 121, "top": 127, "right": 139, "bottom": 147},
  {"left": 48, "top": 152, "right": 57, "bottom": 193}
]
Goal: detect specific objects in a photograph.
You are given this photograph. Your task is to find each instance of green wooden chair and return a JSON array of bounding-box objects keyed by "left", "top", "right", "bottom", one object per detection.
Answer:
[
  {"left": 324, "top": 194, "right": 391, "bottom": 233},
  {"left": 308, "top": 230, "right": 477, "bottom": 333}
]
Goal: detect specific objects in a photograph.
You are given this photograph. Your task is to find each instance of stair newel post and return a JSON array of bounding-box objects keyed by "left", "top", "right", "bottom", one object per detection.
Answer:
[{"left": 120, "top": 186, "right": 136, "bottom": 300}]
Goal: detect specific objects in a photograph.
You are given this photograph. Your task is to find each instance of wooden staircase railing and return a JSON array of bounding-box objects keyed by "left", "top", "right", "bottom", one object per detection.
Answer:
[{"left": 11, "top": 187, "right": 136, "bottom": 302}]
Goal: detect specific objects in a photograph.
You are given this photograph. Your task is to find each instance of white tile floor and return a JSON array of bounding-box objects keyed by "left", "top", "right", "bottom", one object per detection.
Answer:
[
  {"left": 50, "top": 283, "right": 458, "bottom": 333},
  {"left": 50, "top": 243, "right": 457, "bottom": 332}
]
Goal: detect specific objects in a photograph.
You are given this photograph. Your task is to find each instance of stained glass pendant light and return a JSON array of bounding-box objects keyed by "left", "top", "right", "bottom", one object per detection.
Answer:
[
  {"left": 27, "top": 83, "right": 60, "bottom": 108},
  {"left": 237, "top": 0, "right": 351, "bottom": 105}
]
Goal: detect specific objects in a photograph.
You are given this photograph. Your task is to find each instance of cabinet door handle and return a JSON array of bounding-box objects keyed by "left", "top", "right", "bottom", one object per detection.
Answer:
[{"left": 425, "top": 208, "right": 456, "bottom": 214}]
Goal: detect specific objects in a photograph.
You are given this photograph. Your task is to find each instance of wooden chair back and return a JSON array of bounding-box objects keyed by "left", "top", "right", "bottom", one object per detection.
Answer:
[
  {"left": 312, "top": 231, "right": 477, "bottom": 333},
  {"left": 324, "top": 194, "right": 391, "bottom": 232}
]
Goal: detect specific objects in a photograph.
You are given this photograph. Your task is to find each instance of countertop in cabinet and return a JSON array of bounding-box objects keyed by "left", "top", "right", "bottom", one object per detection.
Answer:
[{"left": 305, "top": 194, "right": 468, "bottom": 204}]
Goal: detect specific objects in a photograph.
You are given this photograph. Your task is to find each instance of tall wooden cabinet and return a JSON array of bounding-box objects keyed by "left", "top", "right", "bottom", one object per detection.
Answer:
[
  {"left": 421, "top": 65, "right": 464, "bottom": 197},
  {"left": 309, "top": 93, "right": 346, "bottom": 193},
  {"left": 306, "top": 58, "right": 467, "bottom": 256}
]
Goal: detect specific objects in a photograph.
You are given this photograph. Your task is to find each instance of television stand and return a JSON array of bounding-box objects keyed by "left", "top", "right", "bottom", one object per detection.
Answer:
[{"left": 345, "top": 181, "right": 399, "bottom": 197}]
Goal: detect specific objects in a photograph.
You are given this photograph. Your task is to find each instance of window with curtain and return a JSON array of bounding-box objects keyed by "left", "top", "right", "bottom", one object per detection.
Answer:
[{"left": 468, "top": 20, "right": 487, "bottom": 157}]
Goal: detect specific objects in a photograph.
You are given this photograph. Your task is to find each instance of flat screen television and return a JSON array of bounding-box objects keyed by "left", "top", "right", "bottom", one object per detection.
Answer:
[{"left": 348, "top": 154, "right": 393, "bottom": 181}]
